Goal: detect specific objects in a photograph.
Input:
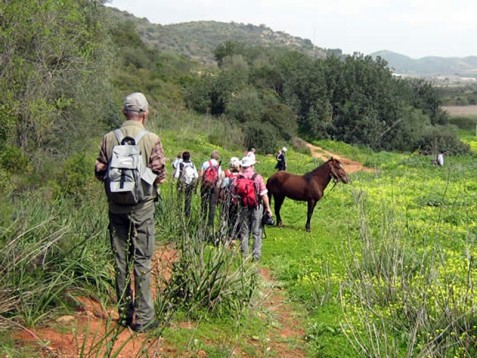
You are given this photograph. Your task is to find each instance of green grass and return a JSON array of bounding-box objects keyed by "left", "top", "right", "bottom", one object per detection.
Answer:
[
  {"left": 3, "top": 112, "right": 477, "bottom": 356},
  {"left": 259, "top": 147, "right": 477, "bottom": 356}
]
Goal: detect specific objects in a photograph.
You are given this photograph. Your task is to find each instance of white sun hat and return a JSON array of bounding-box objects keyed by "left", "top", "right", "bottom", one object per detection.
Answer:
[
  {"left": 241, "top": 156, "right": 256, "bottom": 167},
  {"left": 229, "top": 156, "right": 240, "bottom": 168}
]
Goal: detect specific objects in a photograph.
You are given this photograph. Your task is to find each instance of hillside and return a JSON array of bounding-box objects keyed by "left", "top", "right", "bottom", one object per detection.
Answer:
[
  {"left": 107, "top": 7, "right": 329, "bottom": 64},
  {"left": 370, "top": 50, "right": 477, "bottom": 78}
]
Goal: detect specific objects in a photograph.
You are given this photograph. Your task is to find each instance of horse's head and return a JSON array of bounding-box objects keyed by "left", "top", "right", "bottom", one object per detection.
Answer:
[{"left": 328, "top": 158, "right": 349, "bottom": 184}]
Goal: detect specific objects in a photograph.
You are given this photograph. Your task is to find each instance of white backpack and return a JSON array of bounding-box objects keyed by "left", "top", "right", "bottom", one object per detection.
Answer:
[
  {"left": 179, "top": 162, "right": 197, "bottom": 186},
  {"left": 106, "top": 129, "right": 157, "bottom": 205}
]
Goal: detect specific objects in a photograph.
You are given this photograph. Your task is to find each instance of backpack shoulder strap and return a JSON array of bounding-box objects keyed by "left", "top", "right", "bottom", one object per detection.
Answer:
[
  {"left": 134, "top": 129, "right": 149, "bottom": 145},
  {"left": 113, "top": 129, "right": 125, "bottom": 144}
]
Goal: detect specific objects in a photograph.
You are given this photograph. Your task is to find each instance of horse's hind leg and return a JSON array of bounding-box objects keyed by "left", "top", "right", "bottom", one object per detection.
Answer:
[
  {"left": 274, "top": 195, "right": 285, "bottom": 227},
  {"left": 305, "top": 200, "right": 317, "bottom": 232}
]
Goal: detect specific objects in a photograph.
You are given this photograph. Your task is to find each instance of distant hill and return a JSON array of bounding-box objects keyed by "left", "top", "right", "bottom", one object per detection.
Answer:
[
  {"left": 107, "top": 7, "right": 329, "bottom": 64},
  {"left": 370, "top": 50, "right": 477, "bottom": 78}
]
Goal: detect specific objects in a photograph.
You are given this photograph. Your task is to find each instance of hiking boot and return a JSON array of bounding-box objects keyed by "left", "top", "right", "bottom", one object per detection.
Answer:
[{"left": 133, "top": 320, "right": 160, "bottom": 333}]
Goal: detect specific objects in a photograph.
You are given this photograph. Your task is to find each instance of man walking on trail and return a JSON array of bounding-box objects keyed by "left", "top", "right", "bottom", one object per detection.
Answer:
[
  {"left": 173, "top": 151, "right": 198, "bottom": 218},
  {"left": 275, "top": 147, "right": 287, "bottom": 171},
  {"left": 199, "top": 150, "right": 223, "bottom": 227},
  {"left": 95, "top": 92, "right": 166, "bottom": 332},
  {"left": 233, "top": 155, "right": 272, "bottom": 261}
]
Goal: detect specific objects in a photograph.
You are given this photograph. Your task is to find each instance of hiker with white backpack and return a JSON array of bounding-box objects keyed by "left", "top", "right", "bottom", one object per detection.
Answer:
[
  {"left": 173, "top": 151, "right": 199, "bottom": 217},
  {"left": 94, "top": 92, "right": 165, "bottom": 332}
]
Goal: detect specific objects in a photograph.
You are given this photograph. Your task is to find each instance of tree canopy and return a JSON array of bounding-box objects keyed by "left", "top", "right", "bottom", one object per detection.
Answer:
[{"left": 184, "top": 41, "right": 468, "bottom": 154}]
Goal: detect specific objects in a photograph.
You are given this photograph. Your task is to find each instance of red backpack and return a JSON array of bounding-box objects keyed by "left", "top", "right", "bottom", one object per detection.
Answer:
[
  {"left": 233, "top": 174, "right": 259, "bottom": 208},
  {"left": 202, "top": 160, "right": 219, "bottom": 187}
]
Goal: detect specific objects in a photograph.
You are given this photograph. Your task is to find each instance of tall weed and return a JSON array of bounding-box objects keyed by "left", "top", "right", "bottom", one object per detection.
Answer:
[
  {"left": 340, "top": 190, "right": 477, "bottom": 357},
  {"left": 157, "top": 184, "right": 259, "bottom": 318},
  {"left": 0, "top": 192, "right": 114, "bottom": 329}
]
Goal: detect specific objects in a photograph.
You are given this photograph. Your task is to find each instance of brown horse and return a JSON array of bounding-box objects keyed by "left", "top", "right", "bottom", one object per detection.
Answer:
[{"left": 266, "top": 158, "right": 349, "bottom": 232}]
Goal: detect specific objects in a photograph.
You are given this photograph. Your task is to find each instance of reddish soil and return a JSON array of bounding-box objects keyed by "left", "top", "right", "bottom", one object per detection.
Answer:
[
  {"left": 16, "top": 248, "right": 178, "bottom": 357},
  {"left": 14, "top": 248, "right": 307, "bottom": 357}
]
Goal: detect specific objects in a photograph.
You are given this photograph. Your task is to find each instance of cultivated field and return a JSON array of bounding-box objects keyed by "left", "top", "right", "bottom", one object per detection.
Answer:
[{"left": 442, "top": 105, "right": 477, "bottom": 116}]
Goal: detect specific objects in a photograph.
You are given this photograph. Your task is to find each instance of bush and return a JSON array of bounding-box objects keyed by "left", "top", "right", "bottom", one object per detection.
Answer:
[
  {"left": 243, "top": 121, "right": 281, "bottom": 154},
  {"left": 55, "top": 152, "right": 98, "bottom": 201},
  {"left": 417, "top": 126, "right": 470, "bottom": 155},
  {"left": 0, "top": 145, "right": 30, "bottom": 174},
  {"left": 448, "top": 116, "right": 477, "bottom": 130},
  {"left": 0, "top": 168, "right": 13, "bottom": 195}
]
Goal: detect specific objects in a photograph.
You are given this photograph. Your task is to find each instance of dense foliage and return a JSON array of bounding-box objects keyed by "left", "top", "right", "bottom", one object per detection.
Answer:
[
  {"left": 184, "top": 41, "right": 468, "bottom": 154},
  {"left": 0, "top": 0, "right": 113, "bottom": 155},
  {"left": 0, "top": 2, "right": 470, "bottom": 193}
]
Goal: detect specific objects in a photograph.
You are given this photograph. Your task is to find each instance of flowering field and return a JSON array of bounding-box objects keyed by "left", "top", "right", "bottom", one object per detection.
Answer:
[{"left": 261, "top": 146, "right": 477, "bottom": 356}]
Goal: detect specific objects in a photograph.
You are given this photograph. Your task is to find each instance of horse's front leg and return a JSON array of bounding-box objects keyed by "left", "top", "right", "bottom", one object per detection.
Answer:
[{"left": 305, "top": 200, "right": 317, "bottom": 232}]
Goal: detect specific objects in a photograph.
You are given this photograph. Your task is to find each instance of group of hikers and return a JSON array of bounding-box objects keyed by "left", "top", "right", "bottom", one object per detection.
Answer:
[
  {"left": 94, "top": 92, "right": 288, "bottom": 332},
  {"left": 171, "top": 148, "right": 276, "bottom": 257}
]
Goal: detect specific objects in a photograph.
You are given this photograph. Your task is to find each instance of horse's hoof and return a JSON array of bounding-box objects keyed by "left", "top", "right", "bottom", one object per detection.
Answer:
[
  {"left": 277, "top": 222, "right": 283, "bottom": 227},
  {"left": 305, "top": 227, "right": 311, "bottom": 232}
]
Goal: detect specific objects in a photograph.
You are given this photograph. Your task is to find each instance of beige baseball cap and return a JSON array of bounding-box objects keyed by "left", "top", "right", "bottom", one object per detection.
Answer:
[{"left": 124, "top": 92, "right": 149, "bottom": 113}]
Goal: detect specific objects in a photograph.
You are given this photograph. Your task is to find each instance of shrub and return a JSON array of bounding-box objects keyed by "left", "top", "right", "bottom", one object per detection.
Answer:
[
  {"left": 55, "top": 151, "right": 98, "bottom": 201},
  {"left": 417, "top": 126, "right": 470, "bottom": 155},
  {"left": 448, "top": 115, "right": 477, "bottom": 130},
  {"left": 0, "top": 168, "right": 13, "bottom": 195},
  {"left": 0, "top": 145, "right": 30, "bottom": 174},
  {"left": 243, "top": 121, "right": 281, "bottom": 154}
]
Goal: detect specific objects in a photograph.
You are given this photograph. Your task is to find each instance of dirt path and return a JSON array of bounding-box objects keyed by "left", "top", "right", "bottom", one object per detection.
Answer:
[
  {"left": 298, "top": 139, "right": 375, "bottom": 173},
  {"left": 256, "top": 268, "right": 306, "bottom": 357},
  {"left": 15, "top": 247, "right": 306, "bottom": 357}
]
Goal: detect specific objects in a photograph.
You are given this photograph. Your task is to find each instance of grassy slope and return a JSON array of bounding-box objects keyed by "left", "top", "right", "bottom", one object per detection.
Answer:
[
  {"left": 4, "top": 107, "right": 476, "bottom": 356},
  {"left": 153, "top": 110, "right": 477, "bottom": 356}
]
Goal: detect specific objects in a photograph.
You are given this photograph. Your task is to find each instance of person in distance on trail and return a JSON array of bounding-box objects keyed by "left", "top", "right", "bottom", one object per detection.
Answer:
[
  {"left": 245, "top": 146, "right": 259, "bottom": 164},
  {"left": 275, "top": 146, "right": 287, "bottom": 171},
  {"left": 232, "top": 155, "right": 272, "bottom": 262},
  {"left": 94, "top": 92, "right": 165, "bottom": 333},
  {"left": 437, "top": 150, "right": 444, "bottom": 166},
  {"left": 199, "top": 150, "right": 223, "bottom": 227},
  {"left": 173, "top": 151, "right": 199, "bottom": 218}
]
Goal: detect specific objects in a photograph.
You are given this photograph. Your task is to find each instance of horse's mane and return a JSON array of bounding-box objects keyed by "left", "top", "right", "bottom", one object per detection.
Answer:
[{"left": 304, "top": 159, "right": 333, "bottom": 181}]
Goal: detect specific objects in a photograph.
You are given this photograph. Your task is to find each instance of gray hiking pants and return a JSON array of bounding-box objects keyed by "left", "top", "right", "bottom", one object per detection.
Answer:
[
  {"left": 109, "top": 205, "right": 155, "bottom": 327},
  {"left": 238, "top": 204, "right": 264, "bottom": 261}
]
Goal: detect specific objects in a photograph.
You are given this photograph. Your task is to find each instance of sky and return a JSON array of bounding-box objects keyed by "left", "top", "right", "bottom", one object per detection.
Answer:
[{"left": 107, "top": 0, "right": 476, "bottom": 59}]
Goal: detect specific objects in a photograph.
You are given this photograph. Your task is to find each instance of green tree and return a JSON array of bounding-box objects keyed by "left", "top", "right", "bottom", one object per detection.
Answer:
[{"left": 0, "top": 0, "right": 113, "bottom": 157}]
